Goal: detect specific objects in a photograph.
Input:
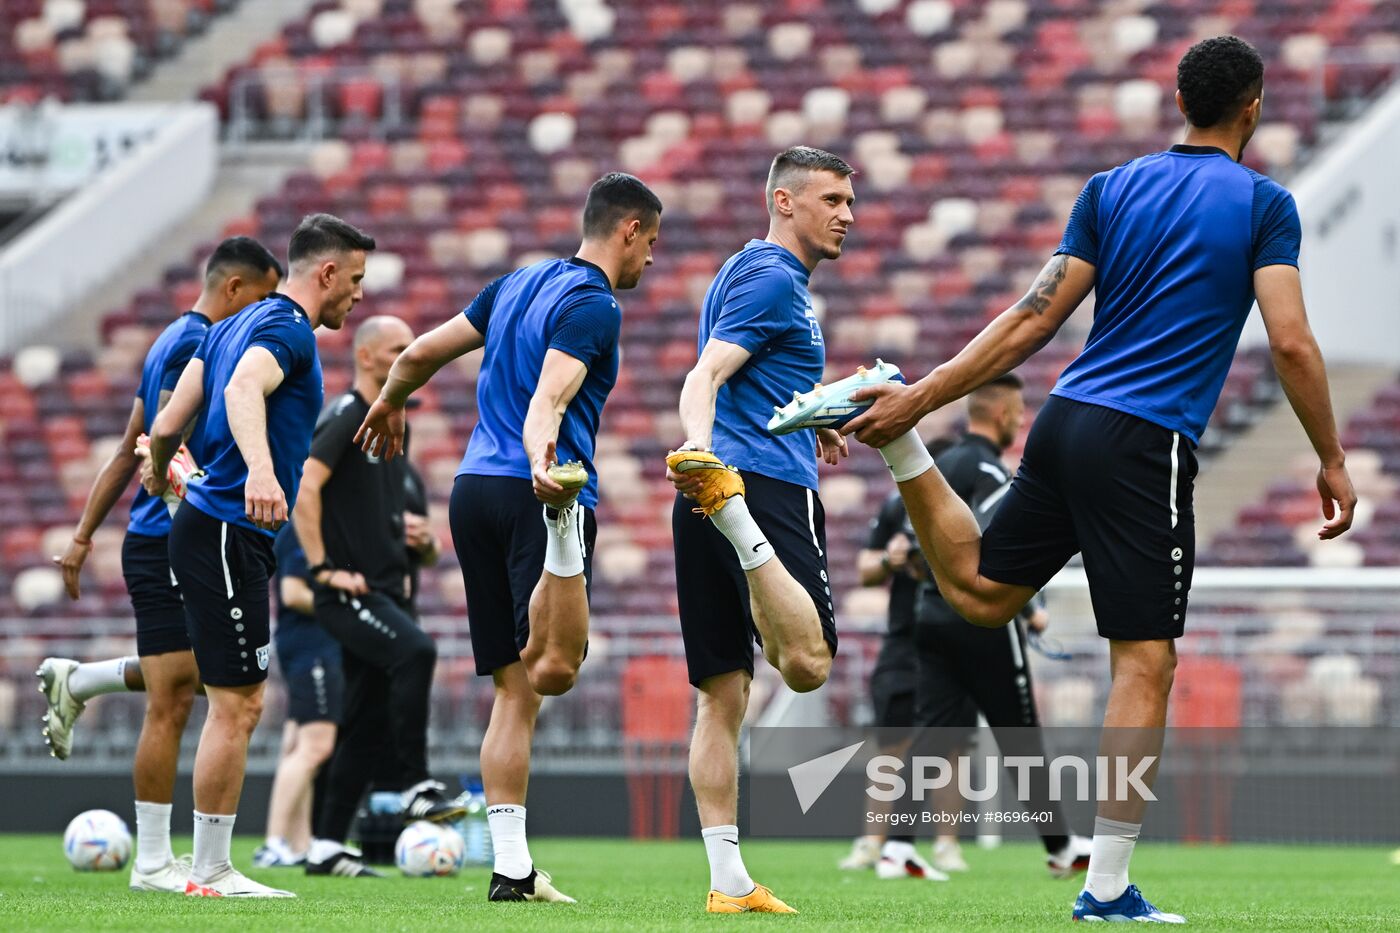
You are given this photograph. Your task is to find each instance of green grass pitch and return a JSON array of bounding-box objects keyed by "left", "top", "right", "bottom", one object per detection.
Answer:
[{"left": 2, "top": 835, "right": 1396, "bottom": 931}]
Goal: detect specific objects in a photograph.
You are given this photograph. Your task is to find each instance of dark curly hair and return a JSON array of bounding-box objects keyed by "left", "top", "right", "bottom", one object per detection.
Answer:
[{"left": 1177, "top": 35, "right": 1264, "bottom": 128}]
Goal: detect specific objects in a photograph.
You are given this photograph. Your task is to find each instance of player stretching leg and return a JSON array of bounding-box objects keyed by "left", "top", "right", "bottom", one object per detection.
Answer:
[
  {"left": 141, "top": 214, "right": 374, "bottom": 898},
  {"left": 667, "top": 147, "right": 854, "bottom": 914},
  {"left": 793, "top": 37, "right": 1357, "bottom": 924},
  {"left": 41, "top": 238, "right": 282, "bottom": 893},
  {"left": 355, "top": 174, "right": 662, "bottom": 903}
]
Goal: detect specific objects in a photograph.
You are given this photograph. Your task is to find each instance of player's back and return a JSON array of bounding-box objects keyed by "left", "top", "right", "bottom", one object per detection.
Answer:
[
  {"left": 129, "top": 310, "right": 210, "bottom": 536},
  {"left": 457, "top": 257, "right": 619, "bottom": 508},
  {"left": 1052, "top": 145, "right": 1300, "bottom": 443},
  {"left": 184, "top": 295, "right": 323, "bottom": 533}
]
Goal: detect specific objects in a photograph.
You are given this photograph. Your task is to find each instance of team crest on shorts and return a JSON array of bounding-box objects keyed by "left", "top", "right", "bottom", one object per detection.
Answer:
[{"left": 256, "top": 645, "right": 270, "bottom": 671}]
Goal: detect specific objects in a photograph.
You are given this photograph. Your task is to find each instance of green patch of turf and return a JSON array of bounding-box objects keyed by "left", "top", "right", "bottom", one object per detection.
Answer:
[{"left": 1, "top": 835, "right": 1395, "bottom": 931}]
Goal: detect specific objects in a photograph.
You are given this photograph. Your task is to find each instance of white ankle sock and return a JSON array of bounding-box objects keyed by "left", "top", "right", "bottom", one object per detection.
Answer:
[
  {"left": 191, "top": 811, "right": 236, "bottom": 884},
  {"left": 133, "top": 800, "right": 173, "bottom": 873},
  {"left": 487, "top": 804, "right": 532, "bottom": 880},
  {"left": 69, "top": 657, "right": 135, "bottom": 702},
  {"left": 542, "top": 505, "right": 585, "bottom": 578},
  {"left": 701, "top": 824, "right": 755, "bottom": 897},
  {"left": 709, "top": 495, "right": 773, "bottom": 571},
  {"left": 308, "top": 837, "right": 345, "bottom": 864},
  {"left": 1085, "top": 816, "right": 1140, "bottom": 901},
  {"left": 881, "top": 839, "right": 917, "bottom": 862},
  {"left": 878, "top": 430, "right": 934, "bottom": 482}
]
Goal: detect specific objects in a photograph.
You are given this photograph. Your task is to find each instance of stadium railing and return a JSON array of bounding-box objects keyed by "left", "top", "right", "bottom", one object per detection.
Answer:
[{"left": 0, "top": 567, "right": 1396, "bottom": 774}]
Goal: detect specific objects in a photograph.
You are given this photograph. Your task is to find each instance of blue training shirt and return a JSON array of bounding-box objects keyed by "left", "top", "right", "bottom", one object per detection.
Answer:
[
  {"left": 455, "top": 257, "right": 621, "bottom": 509},
  {"left": 702, "top": 240, "right": 824, "bottom": 490},
  {"left": 183, "top": 294, "right": 324, "bottom": 536},
  {"left": 1052, "top": 144, "right": 1302, "bottom": 443},
  {"left": 128, "top": 311, "right": 210, "bottom": 537}
]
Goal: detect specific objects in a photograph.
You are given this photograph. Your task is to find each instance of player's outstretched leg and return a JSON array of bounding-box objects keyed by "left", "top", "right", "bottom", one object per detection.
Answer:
[
  {"left": 481, "top": 662, "right": 575, "bottom": 904},
  {"left": 690, "top": 671, "right": 796, "bottom": 914},
  {"left": 666, "top": 450, "right": 830, "bottom": 692},
  {"left": 36, "top": 655, "right": 141, "bottom": 759},
  {"left": 522, "top": 461, "right": 590, "bottom": 697}
]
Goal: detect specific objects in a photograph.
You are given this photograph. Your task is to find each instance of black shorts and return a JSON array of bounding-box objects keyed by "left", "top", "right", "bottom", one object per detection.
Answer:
[
  {"left": 914, "top": 594, "right": 1034, "bottom": 735},
  {"left": 979, "top": 396, "right": 1197, "bottom": 640},
  {"left": 275, "top": 618, "right": 344, "bottom": 724},
  {"left": 673, "top": 471, "right": 838, "bottom": 688},
  {"left": 167, "top": 504, "right": 276, "bottom": 688},
  {"left": 449, "top": 474, "right": 597, "bottom": 676},
  {"left": 121, "top": 532, "right": 190, "bottom": 657}
]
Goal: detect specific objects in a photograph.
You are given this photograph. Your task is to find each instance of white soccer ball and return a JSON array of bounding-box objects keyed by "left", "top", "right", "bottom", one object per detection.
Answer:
[
  {"left": 395, "top": 820, "right": 465, "bottom": 877},
  {"left": 63, "top": 809, "right": 132, "bottom": 871}
]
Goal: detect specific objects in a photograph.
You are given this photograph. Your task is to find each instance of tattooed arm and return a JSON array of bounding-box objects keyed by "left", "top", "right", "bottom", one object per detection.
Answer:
[{"left": 844, "top": 255, "right": 1096, "bottom": 446}]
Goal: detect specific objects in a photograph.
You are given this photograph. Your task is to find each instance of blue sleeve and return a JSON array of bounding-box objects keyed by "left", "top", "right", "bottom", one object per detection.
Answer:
[
  {"left": 547, "top": 290, "right": 620, "bottom": 367},
  {"left": 463, "top": 275, "right": 507, "bottom": 334},
  {"left": 249, "top": 314, "right": 316, "bottom": 378},
  {"left": 709, "top": 264, "right": 791, "bottom": 353},
  {"left": 159, "top": 330, "right": 204, "bottom": 392},
  {"left": 1252, "top": 178, "right": 1301, "bottom": 270},
  {"left": 274, "top": 527, "right": 310, "bottom": 582},
  {"left": 1055, "top": 173, "right": 1105, "bottom": 266}
]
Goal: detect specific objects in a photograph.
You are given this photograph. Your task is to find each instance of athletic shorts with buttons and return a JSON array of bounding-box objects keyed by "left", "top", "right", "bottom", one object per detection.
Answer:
[
  {"left": 167, "top": 502, "right": 276, "bottom": 687},
  {"left": 275, "top": 616, "right": 344, "bottom": 724},
  {"left": 121, "top": 531, "right": 191, "bottom": 657},
  {"left": 978, "top": 395, "right": 1197, "bottom": 640},
  {"left": 673, "top": 470, "right": 839, "bottom": 687},
  {"left": 449, "top": 474, "right": 598, "bottom": 676}
]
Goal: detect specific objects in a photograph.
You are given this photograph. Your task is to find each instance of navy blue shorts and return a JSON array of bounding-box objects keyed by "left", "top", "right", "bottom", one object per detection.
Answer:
[
  {"left": 121, "top": 532, "right": 190, "bottom": 657},
  {"left": 449, "top": 474, "right": 597, "bottom": 676},
  {"left": 168, "top": 504, "right": 276, "bottom": 688},
  {"left": 275, "top": 617, "right": 344, "bottom": 724},
  {"left": 673, "top": 471, "right": 839, "bottom": 688},
  {"left": 979, "top": 396, "right": 1197, "bottom": 640}
]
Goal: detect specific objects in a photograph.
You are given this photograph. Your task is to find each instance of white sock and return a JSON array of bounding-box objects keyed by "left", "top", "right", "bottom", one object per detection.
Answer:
[
  {"left": 191, "top": 811, "right": 236, "bottom": 884},
  {"left": 881, "top": 839, "right": 917, "bottom": 862},
  {"left": 133, "top": 800, "right": 173, "bottom": 873},
  {"left": 709, "top": 495, "right": 774, "bottom": 571},
  {"left": 1085, "top": 816, "right": 1140, "bottom": 902},
  {"left": 879, "top": 429, "right": 935, "bottom": 482},
  {"left": 308, "top": 837, "right": 345, "bottom": 864},
  {"left": 542, "top": 505, "right": 585, "bottom": 578},
  {"left": 487, "top": 804, "right": 532, "bottom": 880},
  {"left": 701, "top": 824, "right": 755, "bottom": 897},
  {"left": 69, "top": 657, "right": 135, "bottom": 702}
]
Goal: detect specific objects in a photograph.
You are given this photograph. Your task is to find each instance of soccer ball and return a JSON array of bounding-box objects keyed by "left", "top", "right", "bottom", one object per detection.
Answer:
[
  {"left": 63, "top": 809, "right": 132, "bottom": 871},
  {"left": 395, "top": 820, "right": 465, "bottom": 877}
]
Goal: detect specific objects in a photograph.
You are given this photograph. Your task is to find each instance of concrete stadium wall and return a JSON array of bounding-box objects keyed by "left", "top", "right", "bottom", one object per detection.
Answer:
[{"left": 1240, "top": 80, "right": 1400, "bottom": 364}]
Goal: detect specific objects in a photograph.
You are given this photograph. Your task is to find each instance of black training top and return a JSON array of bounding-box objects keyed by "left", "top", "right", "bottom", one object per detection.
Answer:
[
  {"left": 866, "top": 491, "right": 920, "bottom": 644},
  {"left": 310, "top": 390, "right": 410, "bottom": 594}
]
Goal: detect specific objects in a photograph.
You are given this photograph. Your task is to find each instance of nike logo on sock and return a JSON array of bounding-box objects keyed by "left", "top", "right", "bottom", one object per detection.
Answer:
[
  {"left": 751, "top": 541, "right": 767, "bottom": 553},
  {"left": 724, "top": 838, "right": 739, "bottom": 845}
]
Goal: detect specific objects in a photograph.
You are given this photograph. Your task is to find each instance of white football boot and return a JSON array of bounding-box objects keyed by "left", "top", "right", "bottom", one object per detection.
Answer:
[
  {"left": 131, "top": 854, "right": 193, "bottom": 893},
  {"left": 185, "top": 866, "right": 296, "bottom": 898},
  {"left": 36, "top": 657, "right": 85, "bottom": 760}
]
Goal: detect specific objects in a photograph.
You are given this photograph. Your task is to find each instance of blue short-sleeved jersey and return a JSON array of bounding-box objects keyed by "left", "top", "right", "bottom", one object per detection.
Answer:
[
  {"left": 183, "top": 295, "right": 324, "bottom": 535},
  {"left": 128, "top": 311, "right": 210, "bottom": 537},
  {"left": 702, "top": 240, "right": 824, "bottom": 490},
  {"left": 1052, "top": 144, "right": 1302, "bottom": 443},
  {"left": 456, "top": 257, "right": 620, "bottom": 509}
]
